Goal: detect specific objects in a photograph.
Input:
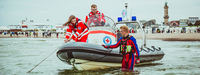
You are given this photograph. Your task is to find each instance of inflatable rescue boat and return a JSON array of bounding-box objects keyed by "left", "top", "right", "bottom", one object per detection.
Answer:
[{"left": 56, "top": 15, "right": 165, "bottom": 70}]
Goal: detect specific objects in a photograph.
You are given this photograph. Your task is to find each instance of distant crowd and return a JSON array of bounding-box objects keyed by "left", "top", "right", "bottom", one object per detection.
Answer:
[
  {"left": 2, "top": 31, "right": 60, "bottom": 38},
  {"left": 127, "top": 27, "right": 200, "bottom": 34}
]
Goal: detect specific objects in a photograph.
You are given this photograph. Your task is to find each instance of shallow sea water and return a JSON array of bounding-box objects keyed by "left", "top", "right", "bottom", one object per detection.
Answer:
[{"left": 0, "top": 38, "right": 200, "bottom": 75}]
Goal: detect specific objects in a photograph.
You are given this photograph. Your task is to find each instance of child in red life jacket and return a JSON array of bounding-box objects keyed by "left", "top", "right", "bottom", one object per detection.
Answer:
[{"left": 102, "top": 25, "right": 140, "bottom": 71}]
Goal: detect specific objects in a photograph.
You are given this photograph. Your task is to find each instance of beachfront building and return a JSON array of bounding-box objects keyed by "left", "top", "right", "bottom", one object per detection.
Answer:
[
  {"left": 140, "top": 19, "right": 157, "bottom": 28},
  {"left": 0, "top": 26, "right": 10, "bottom": 34},
  {"left": 143, "top": 19, "right": 156, "bottom": 28},
  {"left": 195, "top": 20, "right": 200, "bottom": 26},
  {"left": 8, "top": 24, "right": 53, "bottom": 31},
  {"left": 189, "top": 17, "right": 199, "bottom": 25},
  {"left": 31, "top": 23, "right": 52, "bottom": 31},
  {"left": 179, "top": 19, "right": 188, "bottom": 27},
  {"left": 55, "top": 24, "right": 67, "bottom": 34},
  {"left": 18, "top": 19, "right": 56, "bottom": 32},
  {"left": 8, "top": 25, "right": 22, "bottom": 32},
  {"left": 9, "top": 25, "right": 21, "bottom": 29},
  {"left": 170, "top": 21, "right": 179, "bottom": 27},
  {"left": 139, "top": 19, "right": 165, "bottom": 34},
  {"left": 6, "top": 18, "right": 69, "bottom": 34}
]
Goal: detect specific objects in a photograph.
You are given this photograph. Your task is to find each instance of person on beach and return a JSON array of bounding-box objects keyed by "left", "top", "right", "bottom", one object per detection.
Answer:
[
  {"left": 10, "top": 33, "right": 12, "bottom": 37},
  {"left": 56, "top": 33, "right": 58, "bottom": 38},
  {"left": 45, "top": 32, "right": 47, "bottom": 38},
  {"left": 102, "top": 25, "right": 140, "bottom": 71},
  {"left": 85, "top": 4, "right": 106, "bottom": 27},
  {"left": 36, "top": 32, "right": 38, "bottom": 38},
  {"left": 25, "top": 32, "right": 28, "bottom": 37},
  {"left": 4, "top": 31, "right": 6, "bottom": 35},
  {"left": 33, "top": 32, "right": 35, "bottom": 37},
  {"left": 49, "top": 32, "right": 51, "bottom": 37},
  {"left": 16, "top": 32, "right": 18, "bottom": 37},
  {"left": 29, "top": 32, "right": 31, "bottom": 37},
  {"left": 42, "top": 32, "right": 44, "bottom": 38},
  {"left": 63, "top": 15, "right": 89, "bottom": 43}
]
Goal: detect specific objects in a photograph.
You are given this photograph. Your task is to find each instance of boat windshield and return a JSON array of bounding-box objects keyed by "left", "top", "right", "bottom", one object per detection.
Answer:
[{"left": 86, "top": 15, "right": 115, "bottom": 28}]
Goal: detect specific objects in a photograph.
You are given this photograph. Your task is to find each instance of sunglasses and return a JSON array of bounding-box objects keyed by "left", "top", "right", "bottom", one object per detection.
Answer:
[{"left": 91, "top": 9, "right": 97, "bottom": 11}]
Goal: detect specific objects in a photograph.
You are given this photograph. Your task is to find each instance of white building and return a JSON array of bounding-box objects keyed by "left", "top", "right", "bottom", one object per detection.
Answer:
[
  {"left": 179, "top": 19, "right": 188, "bottom": 27},
  {"left": 55, "top": 24, "right": 67, "bottom": 34},
  {"left": 189, "top": 17, "right": 199, "bottom": 24},
  {"left": 0, "top": 26, "right": 10, "bottom": 34},
  {"left": 8, "top": 25, "right": 21, "bottom": 29}
]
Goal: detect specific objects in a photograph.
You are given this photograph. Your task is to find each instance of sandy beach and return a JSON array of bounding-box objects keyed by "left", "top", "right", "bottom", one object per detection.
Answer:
[
  {"left": 0, "top": 34, "right": 65, "bottom": 38},
  {"left": 0, "top": 33, "right": 200, "bottom": 41},
  {"left": 131, "top": 33, "right": 200, "bottom": 41}
]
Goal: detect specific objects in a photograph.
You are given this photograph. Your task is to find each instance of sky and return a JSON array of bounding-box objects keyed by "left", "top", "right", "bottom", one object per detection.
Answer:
[{"left": 0, "top": 0, "right": 200, "bottom": 26}]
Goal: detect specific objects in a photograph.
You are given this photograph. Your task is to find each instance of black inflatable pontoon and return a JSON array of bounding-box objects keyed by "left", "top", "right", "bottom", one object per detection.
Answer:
[{"left": 57, "top": 42, "right": 165, "bottom": 64}]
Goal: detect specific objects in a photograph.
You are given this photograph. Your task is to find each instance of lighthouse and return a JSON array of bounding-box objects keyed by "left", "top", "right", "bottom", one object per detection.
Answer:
[{"left": 164, "top": 2, "right": 169, "bottom": 25}]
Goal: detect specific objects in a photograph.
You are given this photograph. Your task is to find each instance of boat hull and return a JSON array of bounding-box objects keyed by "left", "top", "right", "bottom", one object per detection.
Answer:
[{"left": 57, "top": 42, "right": 165, "bottom": 63}]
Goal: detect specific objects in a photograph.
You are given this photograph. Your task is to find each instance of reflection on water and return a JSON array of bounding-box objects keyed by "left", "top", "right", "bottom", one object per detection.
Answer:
[
  {"left": 179, "top": 45, "right": 200, "bottom": 48},
  {"left": 0, "top": 38, "right": 200, "bottom": 75},
  {"left": 57, "top": 63, "right": 164, "bottom": 75},
  {"left": 135, "top": 63, "right": 163, "bottom": 67},
  {"left": 57, "top": 67, "right": 140, "bottom": 75}
]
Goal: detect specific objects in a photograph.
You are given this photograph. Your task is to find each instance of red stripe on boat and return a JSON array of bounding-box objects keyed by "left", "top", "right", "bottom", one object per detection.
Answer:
[{"left": 89, "top": 30, "right": 116, "bottom": 38}]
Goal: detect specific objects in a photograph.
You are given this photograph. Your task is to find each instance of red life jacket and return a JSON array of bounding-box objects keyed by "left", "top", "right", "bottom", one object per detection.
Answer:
[
  {"left": 66, "top": 18, "right": 89, "bottom": 41},
  {"left": 120, "top": 35, "right": 136, "bottom": 54},
  {"left": 85, "top": 11, "right": 106, "bottom": 25}
]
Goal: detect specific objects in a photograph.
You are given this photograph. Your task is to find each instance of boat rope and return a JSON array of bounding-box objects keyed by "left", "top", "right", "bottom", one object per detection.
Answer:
[
  {"left": 27, "top": 44, "right": 62, "bottom": 73},
  {"left": 140, "top": 47, "right": 150, "bottom": 53},
  {"left": 95, "top": 48, "right": 113, "bottom": 61},
  {"left": 151, "top": 46, "right": 161, "bottom": 51}
]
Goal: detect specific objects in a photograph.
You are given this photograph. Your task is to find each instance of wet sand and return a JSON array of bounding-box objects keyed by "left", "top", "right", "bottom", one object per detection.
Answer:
[{"left": 1, "top": 33, "right": 200, "bottom": 41}]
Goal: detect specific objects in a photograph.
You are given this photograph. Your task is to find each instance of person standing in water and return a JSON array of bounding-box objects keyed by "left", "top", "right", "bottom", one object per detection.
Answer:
[
  {"left": 102, "top": 25, "right": 140, "bottom": 71},
  {"left": 63, "top": 15, "right": 89, "bottom": 43}
]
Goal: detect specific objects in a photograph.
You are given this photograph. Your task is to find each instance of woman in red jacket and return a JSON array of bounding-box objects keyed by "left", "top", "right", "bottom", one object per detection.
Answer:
[{"left": 63, "top": 15, "right": 89, "bottom": 43}]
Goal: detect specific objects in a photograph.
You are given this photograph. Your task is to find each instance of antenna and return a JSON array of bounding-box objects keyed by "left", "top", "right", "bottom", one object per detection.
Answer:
[
  {"left": 130, "top": 9, "right": 132, "bottom": 21},
  {"left": 125, "top": 2, "right": 128, "bottom": 21},
  {"left": 25, "top": 17, "right": 28, "bottom": 21}
]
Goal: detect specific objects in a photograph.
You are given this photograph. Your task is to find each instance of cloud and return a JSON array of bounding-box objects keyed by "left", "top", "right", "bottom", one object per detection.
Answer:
[
  {"left": 11, "top": 11, "right": 21, "bottom": 15},
  {"left": 0, "top": 0, "right": 200, "bottom": 26}
]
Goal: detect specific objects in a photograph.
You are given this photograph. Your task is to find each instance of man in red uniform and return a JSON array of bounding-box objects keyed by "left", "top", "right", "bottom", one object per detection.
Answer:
[
  {"left": 102, "top": 25, "right": 140, "bottom": 71},
  {"left": 63, "top": 15, "right": 89, "bottom": 43},
  {"left": 85, "top": 4, "right": 106, "bottom": 27}
]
